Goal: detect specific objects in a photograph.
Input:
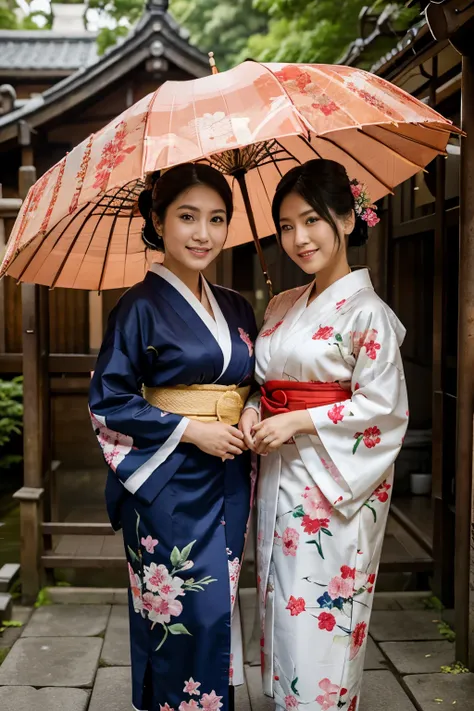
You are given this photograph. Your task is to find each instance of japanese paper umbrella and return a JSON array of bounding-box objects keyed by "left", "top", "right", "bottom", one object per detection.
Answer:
[{"left": 0, "top": 60, "right": 460, "bottom": 292}]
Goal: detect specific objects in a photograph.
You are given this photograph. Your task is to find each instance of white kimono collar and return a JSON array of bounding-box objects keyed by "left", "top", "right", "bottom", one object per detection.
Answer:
[{"left": 149, "top": 263, "right": 232, "bottom": 379}]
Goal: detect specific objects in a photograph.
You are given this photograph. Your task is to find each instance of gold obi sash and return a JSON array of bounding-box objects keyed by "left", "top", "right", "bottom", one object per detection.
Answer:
[{"left": 142, "top": 383, "right": 250, "bottom": 425}]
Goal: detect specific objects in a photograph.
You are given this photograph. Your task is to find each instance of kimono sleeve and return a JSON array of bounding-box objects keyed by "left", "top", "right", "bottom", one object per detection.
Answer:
[
  {"left": 302, "top": 303, "right": 409, "bottom": 519},
  {"left": 89, "top": 300, "right": 189, "bottom": 505}
]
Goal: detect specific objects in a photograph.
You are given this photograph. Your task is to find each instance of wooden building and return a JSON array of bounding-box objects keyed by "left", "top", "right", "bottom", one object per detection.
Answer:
[
  {"left": 0, "top": 0, "right": 208, "bottom": 472},
  {"left": 337, "top": 0, "right": 474, "bottom": 667}
]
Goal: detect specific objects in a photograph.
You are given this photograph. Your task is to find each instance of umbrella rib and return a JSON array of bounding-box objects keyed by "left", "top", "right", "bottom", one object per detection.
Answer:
[
  {"left": 66, "top": 195, "right": 119, "bottom": 290},
  {"left": 98, "top": 212, "right": 119, "bottom": 293},
  {"left": 356, "top": 128, "right": 431, "bottom": 171},
  {"left": 304, "top": 135, "right": 394, "bottom": 194},
  {"left": 15, "top": 203, "right": 90, "bottom": 283},
  {"left": 50, "top": 206, "right": 99, "bottom": 289},
  {"left": 123, "top": 210, "right": 136, "bottom": 287},
  {"left": 372, "top": 125, "right": 449, "bottom": 154}
]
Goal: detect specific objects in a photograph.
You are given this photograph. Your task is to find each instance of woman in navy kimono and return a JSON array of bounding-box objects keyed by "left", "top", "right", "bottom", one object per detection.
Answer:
[{"left": 89, "top": 163, "right": 257, "bottom": 711}]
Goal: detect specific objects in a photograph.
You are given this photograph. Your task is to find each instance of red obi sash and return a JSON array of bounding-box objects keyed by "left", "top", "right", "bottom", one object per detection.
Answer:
[{"left": 261, "top": 380, "right": 351, "bottom": 418}]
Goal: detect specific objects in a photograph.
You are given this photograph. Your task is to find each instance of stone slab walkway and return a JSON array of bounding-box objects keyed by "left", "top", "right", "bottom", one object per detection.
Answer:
[{"left": 0, "top": 590, "right": 473, "bottom": 711}]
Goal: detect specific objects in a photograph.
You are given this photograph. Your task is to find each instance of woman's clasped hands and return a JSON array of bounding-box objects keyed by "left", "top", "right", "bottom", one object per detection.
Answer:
[{"left": 182, "top": 419, "right": 246, "bottom": 461}]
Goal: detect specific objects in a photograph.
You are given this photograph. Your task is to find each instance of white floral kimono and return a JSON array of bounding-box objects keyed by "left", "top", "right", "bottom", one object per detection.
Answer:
[{"left": 247, "top": 269, "right": 409, "bottom": 711}]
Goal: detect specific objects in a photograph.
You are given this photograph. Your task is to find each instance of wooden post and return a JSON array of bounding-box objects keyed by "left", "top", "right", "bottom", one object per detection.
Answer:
[
  {"left": 455, "top": 52, "right": 474, "bottom": 668},
  {"left": 12, "top": 487, "right": 44, "bottom": 603},
  {"left": 14, "top": 156, "right": 50, "bottom": 602}
]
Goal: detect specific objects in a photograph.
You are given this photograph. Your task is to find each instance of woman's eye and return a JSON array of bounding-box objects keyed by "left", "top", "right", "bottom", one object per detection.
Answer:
[
  {"left": 306, "top": 216, "right": 319, "bottom": 225},
  {"left": 280, "top": 224, "right": 292, "bottom": 232},
  {"left": 180, "top": 213, "right": 194, "bottom": 221},
  {"left": 211, "top": 216, "right": 225, "bottom": 223}
]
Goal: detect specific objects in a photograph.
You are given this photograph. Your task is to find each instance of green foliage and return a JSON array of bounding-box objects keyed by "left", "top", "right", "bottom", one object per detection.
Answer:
[
  {"left": 440, "top": 661, "right": 469, "bottom": 675},
  {"left": 0, "top": 377, "right": 23, "bottom": 471},
  {"left": 34, "top": 587, "right": 52, "bottom": 608},
  {"left": 170, "top": 0, "right": 268, "bottom": 70},
  {"left": 242, "top": 0, "right": 419, "bottom": 66},
  {"left": 423, "top": 595, "right": 445, "bottom": 612},
  {"left": 0, "top": 647, "right": 9, "bottom": 665},
  {"left": 438, "top": 620, "right": 456, "bottom": 643}
]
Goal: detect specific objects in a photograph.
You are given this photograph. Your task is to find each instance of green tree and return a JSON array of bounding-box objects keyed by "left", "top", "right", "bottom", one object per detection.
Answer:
[
  {"left": 170, "top": 0, "right": 268, "bottom": 70},
  {"left": 241, "top": 0, "right": 418, "bottom": 66}
]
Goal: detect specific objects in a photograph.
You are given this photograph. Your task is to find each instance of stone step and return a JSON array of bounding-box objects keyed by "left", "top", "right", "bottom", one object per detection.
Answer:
[
  {"left": 0, "top": 563, "right": 20, "bottom": 593},
  {"left": 46, "top": 586, "right": 128, "bottom": 605},
  {"left": 0, "top": 592, "right": 13, "bottom": 622}
]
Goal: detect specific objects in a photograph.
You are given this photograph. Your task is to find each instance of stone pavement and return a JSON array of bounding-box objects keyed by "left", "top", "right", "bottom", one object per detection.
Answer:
[{"left": 0, "top": 589, "right": 473, "bottom": 711}]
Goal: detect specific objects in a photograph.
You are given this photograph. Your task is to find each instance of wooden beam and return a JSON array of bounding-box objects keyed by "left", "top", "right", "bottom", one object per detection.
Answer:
[
  {"left": 42, "top": 555, "right": 125, "bottom": 569},
  {"left": 42, "top": 523, "right": 115, "bottom": 536},
  {"left": 455, "top": 53, "right": 474, "bottom": 669}
]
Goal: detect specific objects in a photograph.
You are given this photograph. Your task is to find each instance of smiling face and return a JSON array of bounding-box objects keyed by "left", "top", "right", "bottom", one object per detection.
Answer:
[
  {"left": 278, "top": 191, "right": 354, "bottom": 275},
  {"left": 153, "top": 184, "right": 228, "bottom": 274}
]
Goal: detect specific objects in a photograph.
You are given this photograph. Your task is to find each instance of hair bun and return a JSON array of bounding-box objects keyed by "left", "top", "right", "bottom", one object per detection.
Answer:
[
  {"left": 348, "top": 216, "right": 368, "bottom": 247},
  {"left": 138, "top": 188, "right": 152, "bottom": 220}
]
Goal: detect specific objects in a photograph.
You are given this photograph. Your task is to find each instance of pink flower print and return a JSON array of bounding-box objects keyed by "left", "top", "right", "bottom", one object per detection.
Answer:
[
  {"left": 316, "top": 678, "right": 340, "bottom": 710},
  {"left": 312, "top": 326, "right": 334, "bottom": 340},
  {"left": 354, "top": 426, "right": 382, "bottom": 453},
  {"left": 261, "top": 319, "right": 283, "bottom": 337},
  {"left": 286, "top": 595, "right": 306, "bottom": 616},
  {"left": 92, "top": 120, "right": 137, "bottom": 192},
  {"left": 141, "top": 535, "right": 158, "bottom": 554},
  {"left": 127, "top": 563, "right": 142, "bottom": 613},
  {"left": 229, "top": 653, "right": 234, "bottom": 682},
  {"left": 349, "top": 621, "right": 367, "bottom": 660},
  {"left": 362, "top": 208, "right": 380, "bottom": 227},
  {"left": 327, "top": 575, "right": 354, "bottom": 601},
  {"left": 285, "top": 695, "right": 299, "bottom": 710},
  {"left": 282, "top": 527, "right": 299, "bottom": 557},
  {"left": 340, "top": 566, "right": 356, "bottom": 580},
  {"left": 320, "top": 457, "right": 344, "bottom": 485},
  {"left": 143, "top": 593, "right": 183, "bottom": 624},
  {"left": 352, "top": 328, "right": 378, "bottom": 358},
  {"left": 238, "top": 328, "right": 254, "bottom": 356},
  {"left": 302, "top": 486, "right": 333, "bottom": 519},
  {"left": 90, "top": 411, "right": 133, "bottom": 472},
  {"left": 179, "top": 701, "right": 200, "bottom": 711},
  {"left": 373, "top": 481, "right": 391, "bottom": 502},
  {"left": 201, "top": 691, "right": 223, "bottom": 711},
  {"left": 364, "top": 339, "right": 381, "bottom": 360},
  {"left": 318, "top": 612, "right": 336, "bottom": 632},
  {"left": 160, "top": 704, "right": 175, "bottom": 711},
  {"left": 179, "top": 560, "right": 194, "bottom": 572},
  {"left": 228, "top": 557, "right": 240, "bottom": 607},
  {"left": 301, "top": 516, "right": 330, "bottom": 535},
  {"left": 144, "top": 562, "right": 185, "bottom": 599},
  {"left": 328, "top": 403, "right": 344, "bottom": 425},
  {"left": 336, "top": 299, "right": 346, "bottom": 310},
  {"left": 183, "top": 678, "right": 201, "bottom": 696}
]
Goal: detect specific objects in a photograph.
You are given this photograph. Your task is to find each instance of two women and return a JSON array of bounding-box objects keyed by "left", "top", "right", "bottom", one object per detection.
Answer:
[{"left": 90, "top": 158, "right": 408, "bottom": 711}]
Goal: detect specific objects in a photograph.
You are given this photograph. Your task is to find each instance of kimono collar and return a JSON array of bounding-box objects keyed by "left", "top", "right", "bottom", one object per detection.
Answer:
[
  {"left": 149, "top": 263, "right": 232, "bottom": 378},
  {"left": 308, "top": 268, "right": 374, "bottom": 311}
]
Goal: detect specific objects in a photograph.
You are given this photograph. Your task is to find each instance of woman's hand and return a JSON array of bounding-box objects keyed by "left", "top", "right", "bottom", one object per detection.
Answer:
[
  {"left": 181, "top": 420, "right": 245, "bottom": 460},
  {"left": 238, "top": 408, "right": 260, "bottom": 452},
  {"left": 252, "top": 410, "right": 315, "bottom": 455}
]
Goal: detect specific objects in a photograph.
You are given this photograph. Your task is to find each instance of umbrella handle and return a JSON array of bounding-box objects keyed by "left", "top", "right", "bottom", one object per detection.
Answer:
[{"left": 235, "top": 171, "right": 274, "bottom": 300}]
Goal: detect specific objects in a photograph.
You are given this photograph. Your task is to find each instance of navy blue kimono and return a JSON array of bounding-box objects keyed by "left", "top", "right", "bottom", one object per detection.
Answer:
[{"left": 89, "top": 264, "right": 257, "bottom": 711}]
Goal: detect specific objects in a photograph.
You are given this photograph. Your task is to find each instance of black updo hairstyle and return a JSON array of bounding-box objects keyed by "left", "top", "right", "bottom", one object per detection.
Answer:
[
  {"left": 138, "top": 162, "right": 234, "bottom": 252},
  {"left": 272, "top": 159, "right": 369, "bottom": 248}
]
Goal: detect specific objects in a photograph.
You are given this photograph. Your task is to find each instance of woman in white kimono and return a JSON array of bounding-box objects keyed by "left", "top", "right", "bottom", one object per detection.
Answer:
[{"left": 239, "top": 160, "right": 409, "bottom": 711}]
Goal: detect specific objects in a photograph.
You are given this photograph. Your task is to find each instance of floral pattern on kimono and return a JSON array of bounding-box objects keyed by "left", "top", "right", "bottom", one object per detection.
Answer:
[{"left": 248, "top": 269, "right": 408, "bottom": 711}]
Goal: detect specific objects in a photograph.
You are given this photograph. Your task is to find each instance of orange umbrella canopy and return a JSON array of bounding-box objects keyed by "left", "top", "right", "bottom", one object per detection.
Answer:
[{"left": 0, "top": 61, "right": 458, "bottom": 290}]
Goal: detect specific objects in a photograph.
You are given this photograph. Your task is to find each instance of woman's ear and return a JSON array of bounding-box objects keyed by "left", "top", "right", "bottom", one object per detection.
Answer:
[
  {"left": 343, "top": 209, "right": 356, "bottom": 236},
  {"left": 151, "top": 212, "right": 162, "bottom": 237}
]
